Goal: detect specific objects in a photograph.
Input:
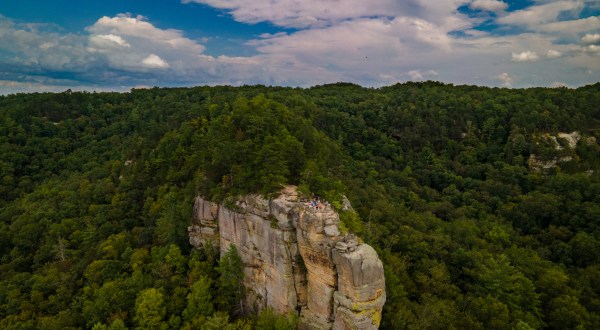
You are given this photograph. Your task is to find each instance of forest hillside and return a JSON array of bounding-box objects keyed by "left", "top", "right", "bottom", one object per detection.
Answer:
[{"left": 1, "top": 82, "right": 599, "bottom": 329}]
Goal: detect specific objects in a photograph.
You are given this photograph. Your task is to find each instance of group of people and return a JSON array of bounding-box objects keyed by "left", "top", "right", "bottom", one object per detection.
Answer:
[{"left": 305, "top": 195, "right": 328, "bottom": 210}]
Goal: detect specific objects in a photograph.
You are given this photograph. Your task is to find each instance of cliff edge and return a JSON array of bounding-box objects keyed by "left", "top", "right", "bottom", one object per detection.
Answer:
[{"left": 188, "top": 186, "right": 385, "bottom": 329}]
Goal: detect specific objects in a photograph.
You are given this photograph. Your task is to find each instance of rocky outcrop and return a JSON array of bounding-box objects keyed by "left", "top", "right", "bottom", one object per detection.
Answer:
[
  {"left": 188, "top": 186, "right": 385, "bottom": 329},
  {"left": 528, "top": 131, "right": 598, "bottom": 172}
]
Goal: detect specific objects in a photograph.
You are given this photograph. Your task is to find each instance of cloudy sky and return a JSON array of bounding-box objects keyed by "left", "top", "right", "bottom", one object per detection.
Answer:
[{"left": 1, "top": 0, "right": 599, "bottom": 93}]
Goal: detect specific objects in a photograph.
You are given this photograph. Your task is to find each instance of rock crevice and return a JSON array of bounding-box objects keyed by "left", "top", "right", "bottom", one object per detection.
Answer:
[{"left": 188, "top": 186, "right": 385, "bottom": 329}]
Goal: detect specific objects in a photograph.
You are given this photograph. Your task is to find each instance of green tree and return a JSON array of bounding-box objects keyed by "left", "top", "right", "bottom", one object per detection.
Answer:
[
  {"left": 183, "top": 276, "right": 214, "bottom": 321},
  {"left": 254, "top": 308, "right": 299, "bottom": 330},
  {"left": 133, "top": 288, "right": 167, "bottom": 330},
  {"left": 466, "top": 254, "right": 542, "bottom": 328},
  {"left": 217, "top": 244, "right": 244, "bottom": 316}
]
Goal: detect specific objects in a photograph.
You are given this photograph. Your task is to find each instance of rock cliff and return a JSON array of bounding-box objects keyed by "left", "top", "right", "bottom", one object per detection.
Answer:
[{"left": 188, "top": 186, "right": 385, "bottom": 329}]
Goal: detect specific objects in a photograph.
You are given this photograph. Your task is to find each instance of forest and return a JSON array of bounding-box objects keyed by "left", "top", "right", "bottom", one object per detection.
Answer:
[{"left": 0, "top": 82, "right": 599, "bottom": 329}]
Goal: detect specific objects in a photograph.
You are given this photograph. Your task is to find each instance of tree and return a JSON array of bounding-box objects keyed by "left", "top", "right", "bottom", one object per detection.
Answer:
[
  {"left": 466, "top": 254, "right": 542, "bottom": 328},
  {"left": 217, "top": 244, "right": 244, "bottom": 316},
  {"left": 133, "top": 288, "right": 167, "bottom": 330},
  {"left": 255, "top": 308, "right": 299, "bottom": 330},
  {"left": 183, "top": 276, "right": 214, "bottom": 321}
]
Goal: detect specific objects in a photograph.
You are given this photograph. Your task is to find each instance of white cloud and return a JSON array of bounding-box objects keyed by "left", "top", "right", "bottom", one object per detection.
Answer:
[
  {"left": 582, "top": 33, "right": 600, "bottom": 44},
  {"left": 176, "top": 0, "right": 599, "bottom": 88},
  {"left": 241, "top": 15, "right": 465, "bottom": 86},
  {"left": 408, "top": 70, "right": 424, "bottom": 80},
  {"left": 39, "top": 41, "right": 58, "bottom": 50},
  {"left": 496, "top": 72, "right": 512, "bottom": 86},
  {"left": 185, "top": 0, "right": 472, "bottom": 29},
  {"left": 408, "top": 69, "right": 438, "bottom": 80},
  {"left": 551, "top": 81, "right": 569, "bottom": 88},
  {"left": 512, "top": 51, "right": 539, "bottom": 62},
  {"left": 84, "top": 14, "right": 209, "bottom": 72},
  {"left": 585, "top": 44, "right": 600, "bottom": 53},
  {"left": 536, "top": 16, "right": 600, "bottom": 34},
  {"left": 498, "top": 1, "right": 584, "bottom": 27},
  {"left": 252, "top": 16, "right": 456, "bottom": 59},
  {"left": 2, "top": 1, "right": 600, "bottom": 92},
  {"left": 92, "top": 34, "right": 131, "bottom": 47},
  {"left": 142, "top": 54, "right": 169, "bottom": 68},
  {"left": 184, "top": 0, "right": 401, "bottom": 28},
  {"left": 494, "top": 1, "right": 600, "bottom": 38},
  {"left": 547, "top": 49, "right": 561, "bottom": 58},
  {"left": 469, "top": 0, "right": 508, "bottom": 12},
  {"left": 0, "top": 17, "right": 92, "bottom": 72},
  {"left": 87, "top": 14, "right": 203, "bottom": 53}
]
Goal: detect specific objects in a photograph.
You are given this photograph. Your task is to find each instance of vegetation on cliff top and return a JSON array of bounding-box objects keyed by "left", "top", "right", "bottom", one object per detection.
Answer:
[{"left": 1, "top": 82, "right": 599, "bottom": 329}]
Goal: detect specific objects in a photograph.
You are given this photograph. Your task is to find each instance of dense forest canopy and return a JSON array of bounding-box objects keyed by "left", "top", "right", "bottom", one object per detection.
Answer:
[{"left": 1, "top": 82, "right": 599, "bottom": 329}]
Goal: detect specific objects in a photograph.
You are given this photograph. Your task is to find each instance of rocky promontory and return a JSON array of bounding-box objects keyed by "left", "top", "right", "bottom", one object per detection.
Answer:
[{"left": 188, "top": 186, "right": 385, "bottom": 329}]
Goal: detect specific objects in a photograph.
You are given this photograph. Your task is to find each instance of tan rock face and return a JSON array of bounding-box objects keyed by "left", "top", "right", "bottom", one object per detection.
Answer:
[
  {"left": 188, "top": 196, "right": 219, "bottom": 250},
  {"left": 188, "top": 186, "right": 385, "bottom": 329}
]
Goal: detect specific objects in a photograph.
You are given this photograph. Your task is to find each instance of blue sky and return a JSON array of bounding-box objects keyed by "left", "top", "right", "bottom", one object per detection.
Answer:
[{"left": 0, "top": 0, "right": 598, "bottom": 93}]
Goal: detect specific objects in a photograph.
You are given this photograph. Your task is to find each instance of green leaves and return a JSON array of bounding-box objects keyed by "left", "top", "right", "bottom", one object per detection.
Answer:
[
  {"left": 182, "top": 276, "right": 214, "bottom": 322},
  {"left": 217, "top": 244, "right": 244, "bottom": 317},
  {"left": 465, "top": 253, "right": 542, "bottom": 328},
  {"left": 134, "top": 288, "right": 167, "bottom": 330}
]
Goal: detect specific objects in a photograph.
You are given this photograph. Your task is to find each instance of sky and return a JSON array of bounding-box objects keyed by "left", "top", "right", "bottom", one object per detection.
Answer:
[{"left": 0, "top": 0, "right": 599, "bottom": 94}]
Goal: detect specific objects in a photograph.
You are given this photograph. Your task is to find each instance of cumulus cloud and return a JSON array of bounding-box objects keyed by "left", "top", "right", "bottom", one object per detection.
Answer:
[
  {"left": 2, "top": 0, "right": 600, "bottom": 92},
  {"left": 585, "top": 45, "right": 600, "bottom": 53},
  {"left": 493, "top": 0, "right": 600, "bottom": 42},
  {"left": 252, "top": 16, "right": 456, "bottom": 60},
  {"left": 498, "top": 1, "right": 584, "bottom": 27},
  {"left": 469, "top": 0, "right": 508, "bottom": 12},
  {"left": 408, "top": 70, "right": 424, "bottom": 80},
  {"left": 512, "top": 51, "right": 539, "bottom": 62},
  {"left": 142, "top": 54, "right": 169, "bottom": 69},
  {"left": 90, "top": 34, "right": 131, "bottom": 47},
  {"left": 164, "top": 1, "right": 600, "bottom": 87},
  {"left": 84, "top": 14, "right": 207, "bottom": 71},
  {"left": 496, "top": 72, "right": 512, "bottom": 86},
  {"left": 87, "top": 14, "right": 204, "bottom": 53},
  {"left": 407, "top": 69, "right": 438, "bottom": 80},
  {"left": 0, "top": 17, "right": 92, "bottom": 72},
  {"left": 184, "top": 0, "right": 401, "bottom": 28},
  {"left": 185, "top": 0, "right": 473, "bottom": 29},
  {"left": 547, "top": 49, "right": 561, "bottom": 58},
  {"left": 582, "top": 33, "right": 600, "bottom": 44},
  {"left": 0, "top": 13, "right": 229, "bottom": 88},
  {"left": 551, "top": 81, "right": 569, "bottom": 88},
  {"left": 536, "top": 16, "right": 600, "bottom": 34}
]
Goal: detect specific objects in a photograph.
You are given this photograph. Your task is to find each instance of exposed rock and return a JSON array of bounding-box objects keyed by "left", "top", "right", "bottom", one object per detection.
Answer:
[
  {"left": 528, "top": 131, "right": 589, "bottom": 172},
  {"left": 188, "top": 196, "right": 220, "bottom": 250},
  {"left": 188, "top": 186, "right": 385, "bottom": 329},
  {"left": 557, "top": 131, "right": 580, "bottom": 149},
  {"left": 528, "top": 154, "right": 558, "bottom": 171},
  {"left": 332, "top": 241, "right": 386, "bottom": 330},
  {"left": 341, "top": 196, "right": 354, "bottom": 212}
]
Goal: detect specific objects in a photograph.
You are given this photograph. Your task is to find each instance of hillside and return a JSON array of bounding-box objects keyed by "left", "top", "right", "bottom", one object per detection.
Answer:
[{"left": 1, "top": 82, "right": 599, "bottom": 329}]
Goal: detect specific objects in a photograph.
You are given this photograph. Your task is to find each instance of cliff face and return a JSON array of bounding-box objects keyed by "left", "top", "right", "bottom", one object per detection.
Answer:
[{"left": 188, "top": 186, "right": 385, "bottom": 329}]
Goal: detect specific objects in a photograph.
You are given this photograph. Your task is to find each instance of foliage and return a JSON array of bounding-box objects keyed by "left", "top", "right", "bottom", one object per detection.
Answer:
[
  {"left": 217, "top": 244, "right": 244, "bottom": 317},
  {"left": 1, "top": 82, "right": 599, "bottom": 328}
]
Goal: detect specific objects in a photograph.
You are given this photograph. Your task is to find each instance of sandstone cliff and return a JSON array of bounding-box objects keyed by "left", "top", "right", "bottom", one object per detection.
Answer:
[{"left": 188, "top": 186, "right": 385, "bottom": 329}]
